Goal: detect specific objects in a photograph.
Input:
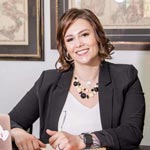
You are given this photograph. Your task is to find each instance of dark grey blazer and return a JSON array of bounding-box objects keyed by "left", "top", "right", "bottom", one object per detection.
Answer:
[{"left": 9, "top": 61, "right": 145, "bottom": 150}]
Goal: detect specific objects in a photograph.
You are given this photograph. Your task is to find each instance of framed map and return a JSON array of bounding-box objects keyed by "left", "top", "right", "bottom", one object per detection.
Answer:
[
  {"left": 0, "top": 0, "right": 44, "bottom": 60},
  {"left": 51, "top": 0, "right": 150, "bottom": 50},
  {"left": 50, "top": 0, "right": 68, "bottom": 49}
]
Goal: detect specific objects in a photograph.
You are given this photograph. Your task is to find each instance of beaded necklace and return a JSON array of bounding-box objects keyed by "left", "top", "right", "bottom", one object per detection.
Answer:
[{"left": 73, "top": 76, "right": 99, "bottom": 99}]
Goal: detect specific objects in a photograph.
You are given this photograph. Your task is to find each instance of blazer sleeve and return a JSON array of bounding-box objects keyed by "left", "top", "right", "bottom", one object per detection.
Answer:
[
  {"left": 94, "top": 65, "right": 145, "bottom": 150},
  {"left": 9, "top": 71, "right": 45, "bottom": 130}
]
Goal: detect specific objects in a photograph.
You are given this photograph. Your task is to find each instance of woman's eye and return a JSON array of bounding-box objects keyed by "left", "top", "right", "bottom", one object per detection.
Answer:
[
  {"left": 82, "top": 33, "right": 89, "bottom": 37},
  {"left": 66, "top": 38, "right": 73, "bottom": 42}
]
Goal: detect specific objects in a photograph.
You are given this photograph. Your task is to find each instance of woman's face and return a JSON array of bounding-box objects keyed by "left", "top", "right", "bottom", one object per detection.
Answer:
[{"left": 64, "top": 19, "right": 100, "bottom": 66}]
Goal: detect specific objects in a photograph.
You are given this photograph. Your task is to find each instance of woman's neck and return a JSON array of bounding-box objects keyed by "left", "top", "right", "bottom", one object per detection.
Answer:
[{"left": 74, "top": 65, "right": 100, "bottom": 82}]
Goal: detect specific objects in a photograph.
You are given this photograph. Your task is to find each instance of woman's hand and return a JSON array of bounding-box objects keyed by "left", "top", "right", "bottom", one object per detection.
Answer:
[
  {"left": 11, "top": 128, "right": 46, "bottom": 150},
  {"left": 46, "top": 129, "right": 85, "bottom": 150}
]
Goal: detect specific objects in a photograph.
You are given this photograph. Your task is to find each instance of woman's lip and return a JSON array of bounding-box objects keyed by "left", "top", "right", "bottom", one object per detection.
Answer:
[{"left": 76, "top": 49, "right": 89, "bottom": 55}]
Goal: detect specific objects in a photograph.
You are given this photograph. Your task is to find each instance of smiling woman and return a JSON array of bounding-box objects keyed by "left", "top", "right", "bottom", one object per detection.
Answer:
[{"left": 9, "top": 8, "right": 145, "bottom": 150}]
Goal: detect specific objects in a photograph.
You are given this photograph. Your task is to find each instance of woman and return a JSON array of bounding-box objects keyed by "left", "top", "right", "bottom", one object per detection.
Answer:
[{"left": 9, "top": 8, "right": 145, "bottom": 150}]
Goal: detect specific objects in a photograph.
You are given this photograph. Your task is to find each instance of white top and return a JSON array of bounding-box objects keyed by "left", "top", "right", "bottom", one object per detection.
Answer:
[{"left": 58, "top": 93, "right": 102, "bottom": 135}]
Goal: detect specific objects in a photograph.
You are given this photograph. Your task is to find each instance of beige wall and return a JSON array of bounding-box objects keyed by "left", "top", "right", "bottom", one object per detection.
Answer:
[{"left": 0, "top": 0, "right": 149, "bottom": 145}]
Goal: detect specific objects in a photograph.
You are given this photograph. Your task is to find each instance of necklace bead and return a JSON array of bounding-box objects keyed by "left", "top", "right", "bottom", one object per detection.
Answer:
[
  {"left": 80, "top": 92, "right": 87, "bottom": 99},
  {"left": 73, "top": 81, "right": 78, "bottom": 86}
]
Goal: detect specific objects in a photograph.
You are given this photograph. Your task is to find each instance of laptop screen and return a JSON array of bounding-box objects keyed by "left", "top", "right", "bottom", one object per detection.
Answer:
[{"left": 0, "top": 114, "right": 12, "bottom": 150}]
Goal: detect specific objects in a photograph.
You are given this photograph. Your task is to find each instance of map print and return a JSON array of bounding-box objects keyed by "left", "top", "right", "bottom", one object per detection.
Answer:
[
  {"left": 70, "top": 0, "right": 150, "bottom": 29},
  {"left": 0, "top": 0, "right": 28, "bottom": 45}
]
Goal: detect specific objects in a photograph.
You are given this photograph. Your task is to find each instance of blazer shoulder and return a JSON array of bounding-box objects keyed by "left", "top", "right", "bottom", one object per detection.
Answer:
[
  {"left": 34, "top": 69, "right": 61, "bottom": 89},
  {"left": 107, "top": 62, "right": 138, "bottom": 83},
  {"left": 42, "top": 69, "right": 61, "bottom": 79},
  {"left": 108, "top": 62, "right": 137, "bottom": 75}
]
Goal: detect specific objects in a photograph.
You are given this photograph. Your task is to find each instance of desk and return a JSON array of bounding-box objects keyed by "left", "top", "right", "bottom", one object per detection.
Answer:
[
  {"left": 40, "top": 145, "right": 150, "bottom": 150},
  {"left": 12, "top": 143, "right": 106, "bottom": 150},
  {"left": 40, "top": 144, "right": 106, "bottom": 150},
  {"left": 12, "top": 144, "right": 150, "bottom": 150}
]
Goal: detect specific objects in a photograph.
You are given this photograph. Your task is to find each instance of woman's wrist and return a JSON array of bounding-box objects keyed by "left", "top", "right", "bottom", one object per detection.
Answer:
[
  {"left": 11, "top": 128, "right": 19, "bottom": 141},
  {"left": 79, "top": 133, "right": 101, "bottom": 149},
  {"left": 11, "top": 128, "right": 25, "bottom": 141}
]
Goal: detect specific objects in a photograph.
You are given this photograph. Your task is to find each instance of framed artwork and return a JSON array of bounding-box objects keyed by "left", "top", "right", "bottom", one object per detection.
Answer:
[
  {"left": 0, "top": 0, "right": 44, "bottom": 60},
  {"left": 50, "top": 0, "right": 150, "bottom": 50},
  {"left": 50, "top": 0, "right": 68, "bottom": 49}
]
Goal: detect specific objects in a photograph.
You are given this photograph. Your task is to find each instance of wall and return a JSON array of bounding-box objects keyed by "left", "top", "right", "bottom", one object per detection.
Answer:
[{"left": 0, "top": 0, "right": 149, "bottom": 145}]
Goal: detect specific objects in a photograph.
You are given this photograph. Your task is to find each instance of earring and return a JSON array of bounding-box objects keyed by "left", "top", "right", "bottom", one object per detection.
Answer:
[
  {"left": 65, "top": 52, "right": 73, "bottom": 62},
  {"left": 98, "top": 43, "right": 105, "bottom": 55}
]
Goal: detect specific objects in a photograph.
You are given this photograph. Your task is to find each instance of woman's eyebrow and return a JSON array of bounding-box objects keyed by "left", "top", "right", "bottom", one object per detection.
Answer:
[{"left": 65, "top": 29, "right": 90, "bottom": 38}]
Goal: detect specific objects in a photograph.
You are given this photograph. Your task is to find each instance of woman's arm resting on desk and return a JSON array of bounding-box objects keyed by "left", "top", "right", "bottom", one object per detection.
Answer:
[
  {"left": 11, "top": 128, "right": 46, "bottom": 150},
  {"left": 46, "top": 129, "right": 106, "bottom": 150},
  {"left": 46, "top": 129, "right": 85, "bottom": 150}
]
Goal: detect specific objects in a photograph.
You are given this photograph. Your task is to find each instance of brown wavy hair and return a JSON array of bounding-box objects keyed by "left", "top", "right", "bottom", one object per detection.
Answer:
[{"left": 55, "top": 8, "right": 114, "bottom": 72}]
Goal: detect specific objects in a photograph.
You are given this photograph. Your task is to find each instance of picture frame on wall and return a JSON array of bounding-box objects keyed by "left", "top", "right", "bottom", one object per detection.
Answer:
[
  {"left": 50, "top": 0, "right": 68, "bottom": 49},
  {"left": 50, "top": 0, "right": 150, "bottom": 50},
  {"left": 0, "top": 0, "right": 44, "bottom": 61}
]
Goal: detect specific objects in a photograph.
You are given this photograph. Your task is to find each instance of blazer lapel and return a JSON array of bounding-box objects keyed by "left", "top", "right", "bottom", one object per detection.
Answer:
[
  {"left": 99, "top": 62, "right": 113, "bottom": 129},
  {"left": 49, "top": 68, "right": 73, "bottom": 130}
]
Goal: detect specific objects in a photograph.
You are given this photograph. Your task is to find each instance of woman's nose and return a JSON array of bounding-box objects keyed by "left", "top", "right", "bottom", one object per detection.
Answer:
[{"left": 74, "top": 38, "right": 83, "bottom": 48}]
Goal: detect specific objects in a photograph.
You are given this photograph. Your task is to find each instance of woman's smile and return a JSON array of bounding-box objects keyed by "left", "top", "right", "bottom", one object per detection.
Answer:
[{"left": 75, "top": 49, "right": 89, "bottom": 56}]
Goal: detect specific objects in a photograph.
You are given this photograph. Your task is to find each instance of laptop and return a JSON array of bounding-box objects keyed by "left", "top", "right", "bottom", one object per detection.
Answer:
[{"left": 0, "top": 114, "right": 12, "bottom": 150}]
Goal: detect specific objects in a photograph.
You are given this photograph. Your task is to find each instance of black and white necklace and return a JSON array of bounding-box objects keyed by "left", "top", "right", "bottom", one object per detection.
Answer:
[{"left": 73, "top": 76, "right": 99, "bottom": 99}]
